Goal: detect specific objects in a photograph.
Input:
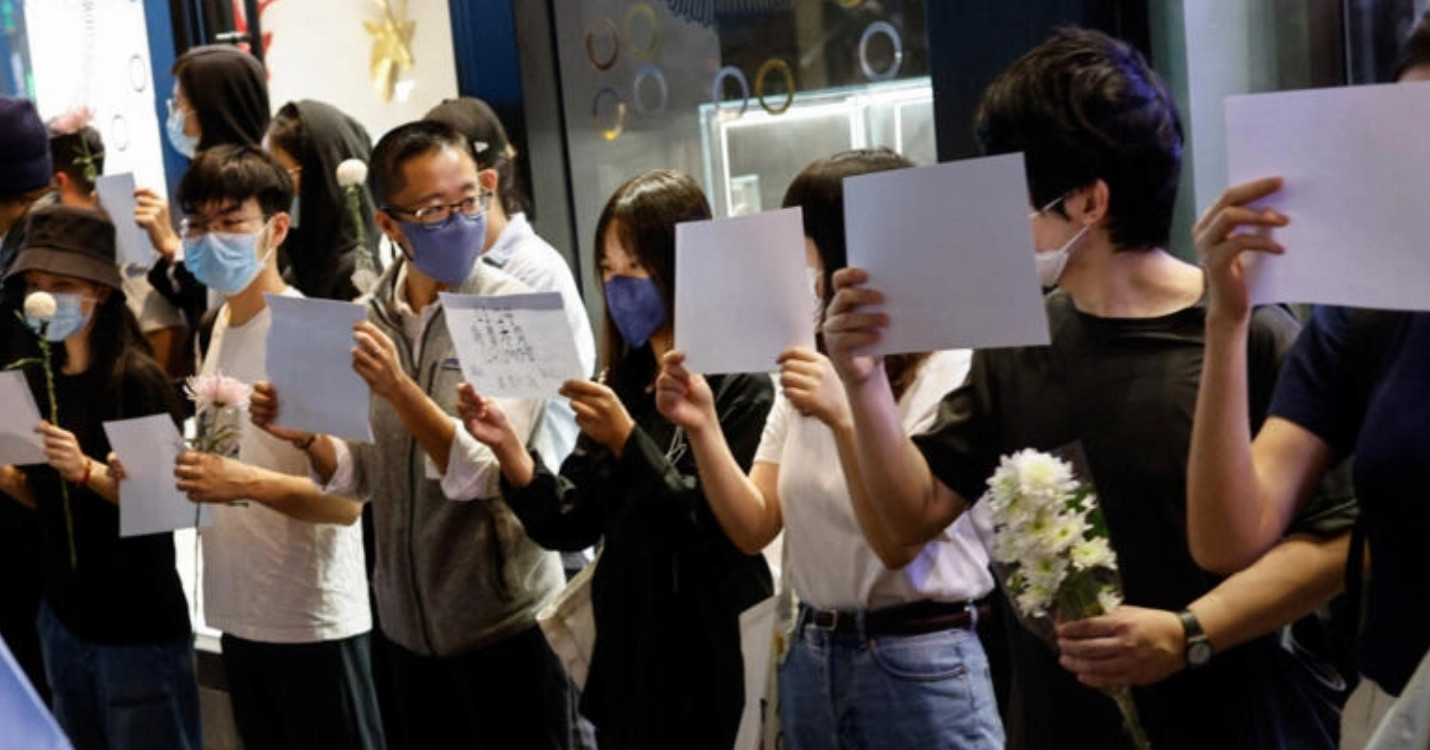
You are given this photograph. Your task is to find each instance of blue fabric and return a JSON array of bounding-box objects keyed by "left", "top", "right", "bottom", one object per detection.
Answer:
[
  {"left": 0, "top": 632, "right": 70, "bottom": 749},
  {"left": 36, "top": 602, "right": 200, "bottom": 750},
  {"left": 778, "top": 614, "right": 1003, "bottom": 750},
  {"left": 1270, "top": 308, "right": 1430, "bottom": 695}
]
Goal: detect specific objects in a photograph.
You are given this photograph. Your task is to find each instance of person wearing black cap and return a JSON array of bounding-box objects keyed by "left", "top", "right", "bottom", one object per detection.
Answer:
[
  {"left": 267, "top": 99, "right": 382, "bottom": 301},
  {"left": 0, "top": 94, "right": 60, "bottom": 706},
  {"left": 0, "top": 206, "right": 201, "bottom": 750}
]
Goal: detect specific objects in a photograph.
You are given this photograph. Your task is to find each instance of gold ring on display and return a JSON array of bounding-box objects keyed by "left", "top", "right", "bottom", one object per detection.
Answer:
[
  {"left": 632, "top": 65, "right": 669, "bottom": 116},
  {"left": 755, "top": 58, "right": 795, "bottom": 116},
  {"left": 584, "top": 17, "right": 620, "bottom": 72},
  {"left": 623, "top": 3, "right": 660, "bottom": 60},
  {"left": 591, "top": 87, "right": 627, "bottom": 141},
  {"left": 858, "top": 20, "right": 904, "bottom": 81},
  {"left": 710, "top": 65, "right": 750, "bottom": 120}
]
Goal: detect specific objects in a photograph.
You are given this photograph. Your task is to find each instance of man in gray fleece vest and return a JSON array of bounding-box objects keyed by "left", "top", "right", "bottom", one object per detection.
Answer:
[{"left": 252, "top": 121, "right": 570, "bottom": 749}]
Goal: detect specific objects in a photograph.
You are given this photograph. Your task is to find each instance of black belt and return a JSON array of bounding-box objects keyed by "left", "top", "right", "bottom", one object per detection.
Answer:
[{"left": 800, "top": 599, "right": 990, "bottom": 637}]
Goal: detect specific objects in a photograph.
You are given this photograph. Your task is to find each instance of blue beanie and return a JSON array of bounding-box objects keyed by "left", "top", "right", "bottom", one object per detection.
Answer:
[{"left": 0, "top": 97, "right": 53, "bottom": 197}]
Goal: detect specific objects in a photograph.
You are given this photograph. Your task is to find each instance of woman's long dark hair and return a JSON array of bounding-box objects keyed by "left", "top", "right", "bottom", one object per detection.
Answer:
[
  {"left": 594, "top": 170, "right": 711, "bottom": 387},
  {"left": 782, "top": 149, "right": 930, "bottom": 401}
]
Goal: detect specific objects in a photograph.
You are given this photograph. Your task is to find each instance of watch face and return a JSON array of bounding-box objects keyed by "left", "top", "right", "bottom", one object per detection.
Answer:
[{"left": 1188, "top": 640, "right": 1213, "bottom": 667}]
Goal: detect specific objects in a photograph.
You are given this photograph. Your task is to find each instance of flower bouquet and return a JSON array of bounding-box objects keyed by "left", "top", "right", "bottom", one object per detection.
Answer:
[
  {"left": 336, "top": 158, "right": 380, "bottom": 294},
  {"left": 983, "top": 446, "right": 1151, "bottom": 750},
  {"left": 8, "top": 292, "right": 77, "bottom": 568}
]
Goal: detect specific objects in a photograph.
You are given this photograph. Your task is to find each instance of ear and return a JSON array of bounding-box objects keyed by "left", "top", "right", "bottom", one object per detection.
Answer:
[
  {"left": 374, "top": 210, "right": 412, "bottom": 260},
  {"left": 1066, "top": 179, "right": 1111, "bottom": 227},
  {"left": 478, "top": 167, "right": 499, "bottom": 195},
  {"left": 266, "top": 212, "right": 292, "bottom": 253},
  {"left": 94, "top": 284, "right": 113, "bottom": 304}
]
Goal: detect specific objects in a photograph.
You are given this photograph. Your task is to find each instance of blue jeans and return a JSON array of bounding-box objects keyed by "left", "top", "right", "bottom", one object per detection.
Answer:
[
  {"left": 36, "top": 601, "right": 201, "bottom": 750},
  {"left": 778, "top": 609, "right": 1004, "bottom": 750}
]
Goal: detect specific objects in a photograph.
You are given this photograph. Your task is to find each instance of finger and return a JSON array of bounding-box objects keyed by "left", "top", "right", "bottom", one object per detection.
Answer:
[
  {"left": 824, "top": 330, "right": 882, "bottom": 355},
  {"left": 559, "top": 379, "right": 611, "bottom": 400},
  {"left": 352, "top": 331, "right": 383, "bottom": 358},
  {"left": 1204, "top": 234, "right": 1286, "bottom": 270},
  {"left": 661, "top": 350, "right": 687, "bottom": 369},
  {"left": 830, "top": 267, "right": 869, "bottom": 291},
  {"left": 661, "top": 358, "right": 692, "bottom": 384},
  {"left": 1056, "top": 636, "right": 1127, "bottom": 661},
  {"left": 779, "top": 372, "right": 817, "bottom": 392},
  {"left": 1193, "top": 177, "right": 1284, "bottom": 234},
  {"left": 822, "top": 309, "right": 890, "bottom": 334},
  {"left": 776, "top": 347, "right": 818, "bottom": 365},
  {"left": 1196, "top": 206, "right": 1288, "bottom": 249},
  {"left": 780, "top": 359, "right": 823, "bottom": 379},
  {"left": 570, "top": 400, "right": 600, "bottom": 422},
  {"left": 1055, "top": 616, "right": 1119, "bottom": 640},
  {"left": 825, "top": 287, "right": 884, "bottom": 317}
]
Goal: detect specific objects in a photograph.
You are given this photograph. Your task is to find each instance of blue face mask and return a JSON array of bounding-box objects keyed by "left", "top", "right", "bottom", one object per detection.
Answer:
[
  {"left": 604, "top": 275, "right": 667, "bottom": 348},
  {"left": 27, "top": 293, "right": 94, "bottom": 342},
  {"left": 183, "top": 224, "right": 274, "bottom": 295},
  {"left": 166, "top": 106, "right": 198, "bottom": 159},
  {"left": 400, "top": 210, "right": 486, "bottom": 285}
]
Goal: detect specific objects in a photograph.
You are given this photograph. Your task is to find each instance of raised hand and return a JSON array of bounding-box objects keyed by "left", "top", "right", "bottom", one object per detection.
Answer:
[
  {"left": 559, "top": 379, "right": 635, "bottom": 455},
  {"left": 1193, "top": 177, "right": 1288, "bottom": 326},
  {"left": 105, "top": 452, "right": 128, "bottom": 482},
  {"left": 820, "top": 267, "right": 888, "bottom": 387},
  {"left": 134, "top": 187, "right": 182, "bottom": 260},
  {"left": 456, "top": 383, "right": 517, "bottom": 448},
  {"left": 655, "top": 350, "right": 717, "bottom": 434},
  {"left": 352, "top": 321, "right": 413, "bottom": 403},
  {"left": 778, "top": 347, "right": 851, "bottom": 430},
  {"left": 248, "top": 381, "right": 313, "bottom": 444},
  {"left": 174, "top": 451, "right": 252, "bottom": 504}
]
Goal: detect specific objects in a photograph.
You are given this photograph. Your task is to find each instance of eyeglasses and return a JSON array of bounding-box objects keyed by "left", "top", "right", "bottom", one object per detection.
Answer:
[
  {"left": 382, "top": 193, "right": 490, "bottom": 226},
  {"left": 180, "top": 213, "right": 269, "bottom": 239},
  {"left": 1028, "top": 193, "right": 1068, "bottom": 219}
]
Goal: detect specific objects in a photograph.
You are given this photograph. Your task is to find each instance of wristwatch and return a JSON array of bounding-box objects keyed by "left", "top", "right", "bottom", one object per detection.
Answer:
[{"left": 1178, "top": 609, "right": 1213, "bottom": 669}]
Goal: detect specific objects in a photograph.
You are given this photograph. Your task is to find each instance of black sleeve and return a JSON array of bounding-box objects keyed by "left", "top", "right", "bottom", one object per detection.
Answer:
[
  {"left": 501, "top": 442, "right": 610, "bottom": 553},
  {"left": 1247, "top": 306, "right": 1358, "bottom": 538},
  {"left": 1266, "top": 306, "right": 1363, "bottom": 460},
  {"left": 608, "top": 374, "right": 773, "bottom": 536},
  {"left": 910, "top": 351, "right": 997, "bottom": 504}
]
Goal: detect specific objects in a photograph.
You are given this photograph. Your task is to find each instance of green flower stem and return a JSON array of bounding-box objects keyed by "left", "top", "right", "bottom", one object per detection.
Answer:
[
  {"left": 1110, "top": 685, "right": 1153, "bottom": 750},
  {"left": 38, "top": 334, "right": 77, "bottom": 570}
]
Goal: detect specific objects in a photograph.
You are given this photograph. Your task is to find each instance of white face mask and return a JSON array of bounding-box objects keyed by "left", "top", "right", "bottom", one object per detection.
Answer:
[
  {"left": 806, "top": 266, "right": 822, "bottom": 303},
  {"left": 1035, "top": 223, "right": 1091, "bottom": 288}
]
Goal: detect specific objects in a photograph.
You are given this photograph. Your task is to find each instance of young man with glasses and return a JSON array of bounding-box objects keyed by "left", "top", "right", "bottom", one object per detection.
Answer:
[
  {"left": 170, "top": 144, "right": 384, "bottom": 750},
  {"left": 251, "top": 121, "right": 571, "bottom": 749}
]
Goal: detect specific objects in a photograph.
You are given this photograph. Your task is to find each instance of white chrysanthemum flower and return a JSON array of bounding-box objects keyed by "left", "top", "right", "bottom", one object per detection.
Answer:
[
  {"left": 336, "top": 158, "right": 369, "bottom": 188},
  {"left": 1022, "top": 508, "right": 1058, "bottom": 548},
  {"left": 1069, "top": 536, "right": 1117, "bottom": 571},
  {"left": 1011, "top": 449, "right": 1076, "bottom": 501},
  {"left": 992, "top": 529, "right": 1032, "bottom": 565},
  {"left": 1096, "top": 586, "right": 1123, "bottom": 615},
  {"left": 24, "top": 291, "right": 57, "bottom": 321},
  {"left": 987, "top": 461, "right": 1022, "bottom": 504},
  {"left": 1016, "top": 581, "right": 1056, "bottom": 617},
  {"left": 1046, "top": 513, "right": 1089, "bottom": 554},
  {"left": 1023, "top": 554, "right": 1070, "bottom": 593}
]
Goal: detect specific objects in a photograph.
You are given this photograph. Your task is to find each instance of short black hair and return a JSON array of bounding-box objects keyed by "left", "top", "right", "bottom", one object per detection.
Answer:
[
  {"left": 48, "top": 125, "right": 105, "bottom": 194},
  {"left": 1395, "top": 12, "right": 1430, "bottom": 80},
  {"left": 177, "top": 144, "right": 293, "bottom": 217},
  {"left": 975, "top": 27, "right": 1183, "bottom": 250},
  {"left": 367, "top": 120, "right": 471, "bottom": 205}
]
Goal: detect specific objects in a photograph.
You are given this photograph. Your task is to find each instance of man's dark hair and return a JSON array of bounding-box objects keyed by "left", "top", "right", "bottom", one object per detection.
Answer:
[
  {"left": 975, "top": 27, "right": 1183, "bottom": 251},
  {"left": 367, "top": 121, "right": 471, "bottom": 206},
  {"left": 1394, "top": 12, "right": 1430, "bottom": 80},
  {"left": 49, "top": 125, "right": 105, "bottom": 194},
  {"left": 177, "top": 144, "right": 293, "bottom": 217}
]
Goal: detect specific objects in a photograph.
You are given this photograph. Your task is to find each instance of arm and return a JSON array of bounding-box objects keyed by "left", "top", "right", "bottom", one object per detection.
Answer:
[
  {"left": 0, "top": 466, "right": 35, "bottom": 509},
  {"left": 655, "top": 351, "right": 783, "bottom": 555},
  {"left": 822, "top": 267, "right": 970, "bottom": 546},
  {"left": 830, "top": 418, "right": 923, "bottom": 569},
  {"left": 37, "top": 422, "right": 120, "bottom": 504},
  {"left": 352, "top": 322, "right": 459, "bottom": 474},
  {"left": 173, "top": 452, "right": 362, "bottom": 525},
  {"left": 1056, "top": 531, "right": 1348, "bottom": 689},
  {"left": 1188, "top": 178, "right": 1332, "bottom": 572}
]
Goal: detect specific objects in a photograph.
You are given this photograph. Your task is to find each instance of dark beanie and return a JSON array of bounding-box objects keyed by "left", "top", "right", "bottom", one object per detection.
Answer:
[{"left": 0, "top": 97, "right": 52, "bottom": 197}]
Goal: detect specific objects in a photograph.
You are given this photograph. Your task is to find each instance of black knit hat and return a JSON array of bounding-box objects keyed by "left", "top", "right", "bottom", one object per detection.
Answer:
[
  {"left": 0, "top": 97, "right": 53, "bottom": 196},
  {"left": 5, "top": 205, "right": 122, "bottom": 289}
]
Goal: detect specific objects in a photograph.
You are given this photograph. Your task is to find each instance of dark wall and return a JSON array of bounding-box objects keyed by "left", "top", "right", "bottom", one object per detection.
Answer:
[{"left": 925, "top": 0, "right": 1150, "bottom": 162}]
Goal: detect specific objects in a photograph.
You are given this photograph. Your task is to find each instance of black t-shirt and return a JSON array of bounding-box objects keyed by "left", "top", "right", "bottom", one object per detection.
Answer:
[
  {"left": 912, "top": 292, "right": 1353, "bottom": 750},
  {"left": 22, "top": 359, "right": 191, "bottom": 645},
  {"left": 1270, "top": 307, "right": 1428, "bottom": 696}
]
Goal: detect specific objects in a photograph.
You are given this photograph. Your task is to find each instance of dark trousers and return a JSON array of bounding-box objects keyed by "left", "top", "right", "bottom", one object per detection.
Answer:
[
  {"left": 222, "top": 632, "right": 386, "bottom": 750},
  {"left": 385, "top": 625, "right": 572, "bottom": 750},
  {"left": 0, "top": 513, "right": 47, "bottom": 705}
]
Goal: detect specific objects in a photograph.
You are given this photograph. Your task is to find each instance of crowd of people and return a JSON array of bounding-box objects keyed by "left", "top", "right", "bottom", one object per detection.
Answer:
[{"left": 0, "top": 17, "right": 1427, "bottom": 750}]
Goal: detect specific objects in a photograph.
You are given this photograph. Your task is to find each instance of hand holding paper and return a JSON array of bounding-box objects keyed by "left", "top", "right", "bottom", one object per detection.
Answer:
[
  {"left": 674, "top": 207, "right": 815, "bottom": 374},
  {"left": 264, "top": 295, "right": 373, "bottom": 442}
]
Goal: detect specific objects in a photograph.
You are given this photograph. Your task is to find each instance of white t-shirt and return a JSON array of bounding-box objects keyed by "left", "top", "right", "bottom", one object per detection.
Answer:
[
  {"left": 200, "top": 289, "right": 371, "bottom": 644},
  {"left": 754, "top": 349, "right": 995, "bottom": 611}
]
